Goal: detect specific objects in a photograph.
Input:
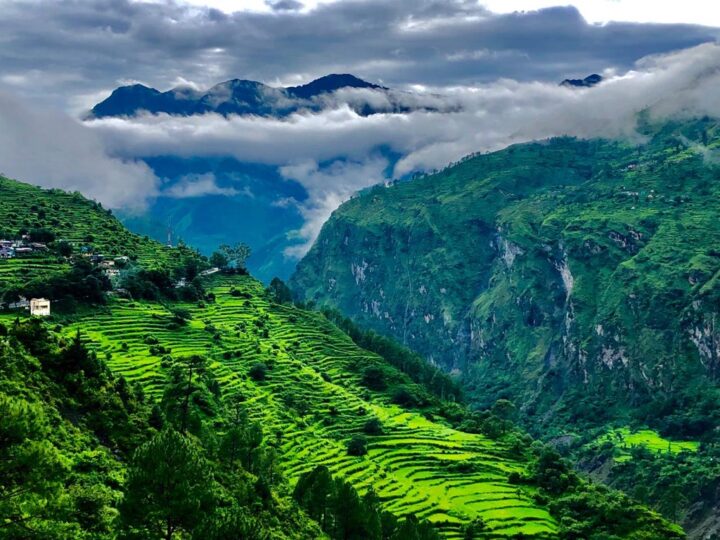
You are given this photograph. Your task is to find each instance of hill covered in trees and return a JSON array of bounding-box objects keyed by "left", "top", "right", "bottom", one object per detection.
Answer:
[
  {"left": 290, "top": 117, "right": 720, "bottom": 534},
  {"left": 0, "top": 175, "right": 685, "bottom": 538}
]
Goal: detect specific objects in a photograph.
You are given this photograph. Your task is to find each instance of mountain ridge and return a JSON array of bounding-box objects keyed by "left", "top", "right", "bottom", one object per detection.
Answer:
[
  {"left": 290, "top": 117, "right": 720, "bottom": 535},
  {"left": 0, "top": 172, "right": 687, "bottom": 539},
  {"left": 90, "top": 73, "right": 391, "bottom": 119}
]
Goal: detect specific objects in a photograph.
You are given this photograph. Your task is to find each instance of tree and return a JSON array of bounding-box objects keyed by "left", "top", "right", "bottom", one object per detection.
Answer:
[
  {"left": 195, "top": 504, "right": 268, "bottom": 540},
  {"left": 219, "top": 412, "right": 264, "bottom": 474},
  {"left": 0, "top": 394, "right": 67, "bottom": 534},
  {"left": 218, "top": 242, "right": 251, "bottom": 271},
  {"left": 161, "top": 355, "right": 213, "bottom": 435},
  {"left": 363, "top": 418, "right": 384, "bottom": 436},
  {"left": 331, "top": 479, "right": 366, "bottom": 540},
  {"left": 56, "top": 240, "right": 73, "bottom": 257},
  {"left": 362, "top": 365, "right": 387, "bottom": 390},
  {"left": 209, "top": 251, "right": 229, "bottom": 269},
  {"left": 491, "top": 399, "right": 517, "bottom": 435},
  {"left": 293, "top": 465, "right": 334, "bottom": 530},
  {"left": 248, "top": 362, "right": 268, "bottom": 381},
  {"left": 463, "top": 517, "right": 487, "bottom": 539},
  {"left": 267, "top": 277, "right": 293, "bottom": 304},
  {"left": 168, "top": 306, "right": 192, "bottom": 326},
  {"left": 120, "top": 429, "right": 212, "bottom": 540},
  {"left": 347, "top": 435, "right": 368, "bottom": 456}
]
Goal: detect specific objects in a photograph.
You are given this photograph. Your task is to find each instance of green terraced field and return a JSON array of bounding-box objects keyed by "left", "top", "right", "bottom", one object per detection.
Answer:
[
  {"left": 0, "top": 256, "right": 70, "bottom": 292},
  {"left": 42, "top": 275, "right": 559, "bottom": 539},
  {"left": 595, "top": 428, "right": 700, "bottom": 463},
  {"left": 0, "top": 175, "right": 178, "bottom": 267}
]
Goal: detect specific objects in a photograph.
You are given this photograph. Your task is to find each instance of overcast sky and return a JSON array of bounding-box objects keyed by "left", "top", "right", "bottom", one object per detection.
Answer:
[
  {"left": 1, "top": 0, "right": 720, "bottom": 255},
  {"left": 0, "top": 0, "right": 718, "bottom": 113}
]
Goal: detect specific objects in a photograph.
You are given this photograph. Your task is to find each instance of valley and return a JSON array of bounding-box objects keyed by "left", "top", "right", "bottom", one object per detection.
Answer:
[{"left": 0, "top": 174, "right": 685, "bottom": 538}]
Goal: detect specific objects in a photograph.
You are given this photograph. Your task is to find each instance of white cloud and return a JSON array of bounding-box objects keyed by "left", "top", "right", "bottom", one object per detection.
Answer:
[
  {"left": 80, "top": 43, "right": 720, "bottom": 254},
  {"left": 162, "top": 173, "right": 249, "bottom": 198},
  {"left": 280, "top": 158, "right": 388, "bottom": 256},
  {"left": 482, "top": 0, "right": 720, "bottom": 27},
  {"left": 0, "top": 90, "right": 158, "bottom": 209}
]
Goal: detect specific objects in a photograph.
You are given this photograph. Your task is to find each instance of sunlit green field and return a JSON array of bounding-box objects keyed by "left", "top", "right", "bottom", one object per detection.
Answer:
[
  {"left": 19, "top": 275, "right": 559, "bottom": 539},
  {"left": 596, "top": 428, "right": 699, "bottom": 463}
]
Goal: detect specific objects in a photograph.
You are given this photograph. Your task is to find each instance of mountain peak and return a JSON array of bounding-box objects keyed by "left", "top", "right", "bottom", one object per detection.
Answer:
[
  {"left": 90, "top": 73, "right": 388, "bottom": 119},
  {"left": 286, "top": 73, "right": 383, "bottom": 99},
  {"left": 561, "top": 73, "right": 604, "bottom": 88}
]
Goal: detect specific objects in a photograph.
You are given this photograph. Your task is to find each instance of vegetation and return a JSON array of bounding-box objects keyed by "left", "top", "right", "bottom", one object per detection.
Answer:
[
  {"left": 0, "top": 174, "right": 688, "bottom": 538},
  {"left": 290, "top": 117, "right": 720, "bottom": 530}
]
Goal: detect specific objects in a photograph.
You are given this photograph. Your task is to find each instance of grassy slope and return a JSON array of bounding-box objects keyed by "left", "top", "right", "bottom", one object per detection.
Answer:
[
  {"left": 593, "top": 428, "right": 700, "bottom": 463},
  {"left": 44, "top": 275, "right": 557, "bottom": 539},
  {"left": 0, "top": 174, "right": 685, "bottom": 538},
  {"left": 290, "top": 119, "right": 720, "bottom": 429},
  {"left": 289, "top": 118, "right": 720, "bottom": 533},
  {"left": 0, "top": 174, "right": 560, "bottom": 538},
  {"left": 0, "top": 176, "right": 180, "bottom": 295}
]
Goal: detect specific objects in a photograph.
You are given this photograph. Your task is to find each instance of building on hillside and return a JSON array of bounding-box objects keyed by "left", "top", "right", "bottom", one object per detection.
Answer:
[
  {"left": 7, "top": 296, "right": 29, "bottom": 310},
  {"left": 104, "top": 267, "right": 120, "bottom": 278},
  {"left": 30, "top": 298, "right": 51, "bottom": 317},
  {"left": 0, "top": 245, "right": 15, "bottom": 258}
]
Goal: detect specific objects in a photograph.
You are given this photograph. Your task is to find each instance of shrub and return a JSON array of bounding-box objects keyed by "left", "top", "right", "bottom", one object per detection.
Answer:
[
  {"left": 361, "top": 365, "right": 387, "bottom": 391},
  {"left": 390, "top": 385, "right": 421, "bottom": 407},
  {"left": 249, "top": 362, "right": 268, "bottom": 381},
  {"left": 347, "top": 435, "right": 368, "bottom": 456},
  {"left": 363, "top": 418, "right": 383, "bottom": 436}
]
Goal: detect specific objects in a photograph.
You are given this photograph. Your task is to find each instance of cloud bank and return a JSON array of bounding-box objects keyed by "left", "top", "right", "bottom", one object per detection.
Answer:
[
  {"left": 75, "top": 43, "right": 720, "bottom": 254},
  {"left": 0, "top": 0, "right": 718, "bottom": 112},
  {"left": 0, "top": 90, "right": 158, "bottom": 208},
  {"left": 2, "top": 26, "right": 720, "bottom": 256}
]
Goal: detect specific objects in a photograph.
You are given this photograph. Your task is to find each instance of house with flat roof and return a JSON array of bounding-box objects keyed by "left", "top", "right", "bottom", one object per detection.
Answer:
[{"left": 30, "top": 298, "right": 51, "bottom": 317}]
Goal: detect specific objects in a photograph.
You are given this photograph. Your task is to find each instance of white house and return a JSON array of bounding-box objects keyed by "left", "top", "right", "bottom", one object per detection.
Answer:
[{"left": 30, "top": 298, "right": 51, "bottom": 317}]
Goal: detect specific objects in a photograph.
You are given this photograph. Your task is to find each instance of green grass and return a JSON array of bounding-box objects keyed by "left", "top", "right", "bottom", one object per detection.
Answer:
[
  {"left": 595, "top": 428, "right": 700, "bottom": 463},
  {"left": 5, "top": 274, "right": 559, "bottom": 539},
  {"left": 0, "top": 174, "right": 206, "bottom": 305}
]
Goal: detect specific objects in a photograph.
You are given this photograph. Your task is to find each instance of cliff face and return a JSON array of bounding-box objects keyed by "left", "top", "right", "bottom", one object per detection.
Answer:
[{"left": 291, "top": 119, "right": 720, "bottom": 429}]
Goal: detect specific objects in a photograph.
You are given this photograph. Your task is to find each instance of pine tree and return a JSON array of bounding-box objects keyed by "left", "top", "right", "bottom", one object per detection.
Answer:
[{"left": 120, "top": 429, "right": 212, "bottom": 539}]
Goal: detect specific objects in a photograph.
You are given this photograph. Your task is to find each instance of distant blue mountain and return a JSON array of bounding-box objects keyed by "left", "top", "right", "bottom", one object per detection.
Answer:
[
  {"left": 91, "top": 74, "right": 392, "bottom": 118},
  {"left": 560, "top": 73, "right": 603, "bottom": 88},
  {"left": 91, "top": 74, "right": 410, "bottom": 281},
  {"left": 115, "top": 157, "right": 307, "bottom": 283}
]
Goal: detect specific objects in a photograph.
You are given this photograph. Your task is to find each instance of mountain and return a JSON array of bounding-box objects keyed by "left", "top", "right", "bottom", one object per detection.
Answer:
[
  {"left": 0, "top": 174, "right": 684, "bottom": 539},
  {"left": 89, "top": 74, "right": 419, "bottom": 282},
  {"left": 90, "top": 73, "right": 391, "bottom": 119},
  {"left": 561, "top": 74, "right": 604, "bottom": 88},
  {"left": 286, "top": 73, "right": 385, "bottom": 99},
  {"left": 290, "top": 118, "right": 720, "bottom": 534}
]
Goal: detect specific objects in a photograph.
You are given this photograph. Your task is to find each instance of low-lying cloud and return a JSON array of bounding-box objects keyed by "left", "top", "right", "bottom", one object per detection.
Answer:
[
  {"left": 162, "top": 173, "right": 249, "bottom": 198},
  {"left": 2, "top": 43, "right": 720, "bottom": 256},
  {"left": 0, "top": 90, "right": 158, "bottom": 208},
  {"left": 76, "top": 43, "right": 720, "bottom": 254}
]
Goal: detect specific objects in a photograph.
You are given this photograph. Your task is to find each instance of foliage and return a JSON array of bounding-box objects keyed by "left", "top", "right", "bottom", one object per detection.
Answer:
[
  {"left": 0, "top": 173, "right": 693, "bottom": 538},
  {"left": 346, "top": 435, "right": 368, "bottom": 456},
  {"left": 120, "top": 429, "right": 212, "bottom": 539},
  {"left": 320, "top": 308, "right": 462, "bottom": 402},
  {"left": 293, "top": 466, "right": 440, "bottom": 540},
  {"left": 290, "top": 118, "right": 720, "bottom": 529}
]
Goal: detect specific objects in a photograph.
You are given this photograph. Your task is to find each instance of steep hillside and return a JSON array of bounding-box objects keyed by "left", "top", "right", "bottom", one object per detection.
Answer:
[
  {"left": 0, "top": 175, "right": 683, "bottom": 539},
  {"left": 290, "top": 117, "right": 720, "bottom": 530},
  {"left": 0, "top": 175, "right": 200, "bottom": 305},
  {"left": 292, "top": 118, "right": 720, "bottom": 426}
]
